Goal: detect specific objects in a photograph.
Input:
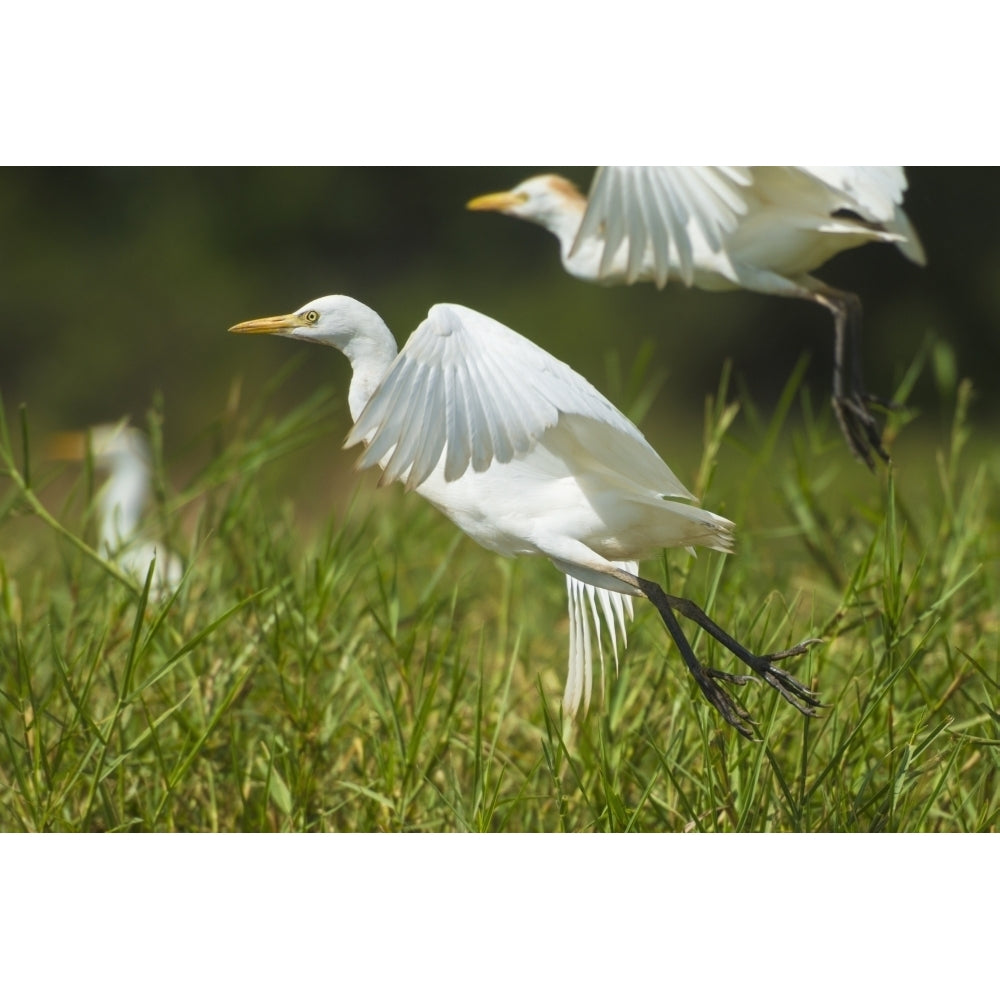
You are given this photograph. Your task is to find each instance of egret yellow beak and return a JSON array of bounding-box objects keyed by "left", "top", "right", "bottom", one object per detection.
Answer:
[
  {"left": 46, "top": 431, "right": 87, "bottom": 461},
  {"left": 466, "top": 190, "right": 528, "bottom": 213},
  {"left": 228, "top": 313, "right": 303, "bottom": 335}
]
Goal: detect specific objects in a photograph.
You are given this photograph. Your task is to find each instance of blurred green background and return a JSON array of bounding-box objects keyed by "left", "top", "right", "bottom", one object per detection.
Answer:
[{"left": 1, "top": 167, "right": 997, "bottom": 514}]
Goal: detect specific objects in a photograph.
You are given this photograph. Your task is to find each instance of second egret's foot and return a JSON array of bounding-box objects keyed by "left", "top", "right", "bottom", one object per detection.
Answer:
[
  {"left": 832, "top": 391, "right": 889, "bottom": 471},
  {"left": 863, "top": 392, "right": 904, "bottom": 414}
]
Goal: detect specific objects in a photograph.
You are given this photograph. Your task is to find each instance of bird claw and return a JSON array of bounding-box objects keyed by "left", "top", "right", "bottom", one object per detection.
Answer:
[
  {"left": 699, "top": 637, "right": 822, "bottom": 733},
  {"left": 765, "top": 637, "right": 824, "bottom": 662},
  {"left": 691, "top": 670, "right": 756, "bottom": 738},
  {"left": 756, "top": 662, "right": 823, "bottom": 716},
  {"left": 862, "top": 392, "right": 904, "bottom": 414},
  {"left": 752, "top": 640, "right": 823, "bottom": 715},
  {"left": 644, "top": 584, "right": 824, "bottom": 739},
  {"left": 707, "top": 668, "right": 760, "bottom": 687},
  {"left": 832, "top": 392, "right": 889, "bottom": 470}
]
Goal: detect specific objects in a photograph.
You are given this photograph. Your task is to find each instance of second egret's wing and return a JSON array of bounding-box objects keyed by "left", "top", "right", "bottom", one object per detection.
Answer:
[
  {"left": 797, "top": 166, "right": 926, "bottom": 265},
  {"left": 798, "top": 166, "right": 908, "bottom": 222},
  {"left": 345, "top": 303, "right": 672, "bottom": 492},
  {"left": 573, "top": 166, "right": 753, "bottom": 287}
]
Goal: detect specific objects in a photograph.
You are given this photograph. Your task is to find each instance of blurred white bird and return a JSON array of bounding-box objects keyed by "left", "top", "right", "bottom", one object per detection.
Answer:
[
  {"left": 230, "top": 295, "right": 820, "bottom": 736},
  {"left": 468, "top": 166, "right": 926, "bottom": 468},
  {"left": 49, "top": 422, "right": 183, "bottom": 598}
]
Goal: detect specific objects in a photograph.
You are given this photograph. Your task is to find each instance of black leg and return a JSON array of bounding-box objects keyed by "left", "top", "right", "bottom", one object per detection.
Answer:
[
  {"left": 631, "top": 575, "right": 821, "bottom": 739},
  {"left": 662, "top": 593, "right": 823, "bottom": 715},
  {"left": 828, "top": 290, "right": 891, "bottom": 469}
]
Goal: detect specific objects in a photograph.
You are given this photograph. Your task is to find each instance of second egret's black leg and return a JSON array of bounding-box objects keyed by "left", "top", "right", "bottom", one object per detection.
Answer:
[
  {"left": 820, "top": 286, "right": 894, "bottom": 470},
  {"left": 732, "top": 268, "right": 895, "bottom": 470}
]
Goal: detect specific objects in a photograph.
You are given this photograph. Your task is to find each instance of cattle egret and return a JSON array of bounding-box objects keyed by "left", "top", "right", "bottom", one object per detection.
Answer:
[
  {"left": 467, "top": 166, "right": 926, "bottom": 468},
  {"left": 49, "top": 422, "right": 183, "bottom": 598},
  {"left": 230, "top": 295, "right": 820, "bottom": 736}
]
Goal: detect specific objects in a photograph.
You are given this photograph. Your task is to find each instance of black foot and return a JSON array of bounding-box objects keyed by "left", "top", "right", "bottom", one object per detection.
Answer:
[
  {"left": 833, "top": 392, "right": 889, "bottom": 471},
  {"left": 696, "top": 640, "right": 822, "bottom": 737},
  {"left": 634, "top": 576, "right": 824, "bottom": 739},
  {"left": 688, "top": 665, "right": 756, "bottom": 737},
  {"left": 820, "top": 285, "right": 895, "bottom": 470},
  {"left": 756, "top": 640, "right": 824, "bottom": 714},
  {"left": 863, "top": 392, "right": 903, "bottom": 414}
]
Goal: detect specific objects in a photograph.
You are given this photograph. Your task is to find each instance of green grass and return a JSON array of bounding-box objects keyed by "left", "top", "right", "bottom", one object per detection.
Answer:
[{"left": 1, "top": 360, "right": 998, "bottom": 832}]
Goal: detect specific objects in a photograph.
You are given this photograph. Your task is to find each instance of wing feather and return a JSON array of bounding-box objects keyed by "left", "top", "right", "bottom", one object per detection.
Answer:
[
  {"left": 348, "top": 303, "right": 667, "bottom": 491},
  {"left": 458, "top": 354, "right": 495, "bottom": 474},
  {"left": 552, "top": 413, "right": 695, "bottom": 501},
  {"left": 345, "top": 357, "right": 412, "bottom": 468},
  {"left": 575, "top": 167, "right": 753, "bottom": 288},
  {"left": 598, "top": 173, "right": 629, "bottom": 277},
  {"left": 443, "top": 363, "right": 472, "bottom": 482},
  {"left": 797, "top": 166, "right": 907, "bottom": 221},
  {"left": 377, "top": 362, "right": 433, "bottom": 485},
  {"left": 796, "top": 166, "right": 926, "bottom": 265}
]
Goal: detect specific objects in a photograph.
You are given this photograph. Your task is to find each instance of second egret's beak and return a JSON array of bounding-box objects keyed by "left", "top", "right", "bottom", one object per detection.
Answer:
[
  {"left": 466, "top": 190, "right": 528, "bottom": 213},
  {"left": 228, "top": 313, "right": 302, "bottom": 336},
  {"left": 46, "top": 431, "right": 88, "bottom": 461}
]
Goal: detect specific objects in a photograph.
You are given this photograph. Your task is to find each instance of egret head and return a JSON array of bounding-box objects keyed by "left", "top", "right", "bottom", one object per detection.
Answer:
[
  {"left": 467, "top": 174, "right": 586, "bottom": 226},
  {"left": 48, "top": 421, "right": 151, "bottom": 472},
  {"left": 228, "top": 295, "right": 390, "bottom": 350},
  {"left": 230, "top": 295, "right": 397, "bottom": 420}
]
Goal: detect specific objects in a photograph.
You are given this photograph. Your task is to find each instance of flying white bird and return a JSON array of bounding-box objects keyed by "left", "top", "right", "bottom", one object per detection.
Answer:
[
  {"left": 49, "top": 422, "right": 183, "bottom": 598},
  {"left": 230, "top": 295, "right": 820, "bottom": 736},
  {"left": 467, "top": 166, "right": 926, "bottom": 468}
]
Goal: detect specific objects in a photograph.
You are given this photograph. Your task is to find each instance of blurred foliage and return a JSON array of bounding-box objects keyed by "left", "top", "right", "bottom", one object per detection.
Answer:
[{"left": 1, "top": 167, "right": 998, "bottom": 509}]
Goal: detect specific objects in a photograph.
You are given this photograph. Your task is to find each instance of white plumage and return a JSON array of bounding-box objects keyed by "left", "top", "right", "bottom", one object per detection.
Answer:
[
  {"left": 50, "top": 422, "right": 183, "bottom": 598},
  {"left": 231, "top": 295, "right": 819, "bottom": 734},
  {"left": 468, "top": 166, "right": 926, "bottom": 467}
]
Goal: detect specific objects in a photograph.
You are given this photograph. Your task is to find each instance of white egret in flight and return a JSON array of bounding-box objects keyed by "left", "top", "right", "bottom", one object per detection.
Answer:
[
  {"left": 49, "top": 422, "right": 183, "bottom": 598},
  {"left": 467, "top": 166, "right": 926, "bottom": 468},
  {"left": 230, "top": 295, "right": 820, "bottom": 736}
]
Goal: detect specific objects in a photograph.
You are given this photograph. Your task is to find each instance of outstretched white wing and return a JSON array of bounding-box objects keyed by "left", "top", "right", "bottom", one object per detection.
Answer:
[
  {"left": 345, "top": 303, "right": 691, "bottom": 497},
  {"left": 797, "top": 166, "right": 927, "bottom": 264},
  {"left": 798, "top": 166, "right": 908, "bottom": 221},
  {"left": 573, "top": 166, "right": 754, "bottom": 288}
]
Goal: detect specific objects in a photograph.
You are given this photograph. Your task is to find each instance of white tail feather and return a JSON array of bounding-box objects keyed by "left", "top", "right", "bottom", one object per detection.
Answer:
[{"left": 562, "top": 562, "right": 637, "bottom": 717}]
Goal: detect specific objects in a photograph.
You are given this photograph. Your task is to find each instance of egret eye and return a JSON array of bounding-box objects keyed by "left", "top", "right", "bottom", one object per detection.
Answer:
[{"left": 302, "top": 310, "right": 320, "bottom": 324}]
